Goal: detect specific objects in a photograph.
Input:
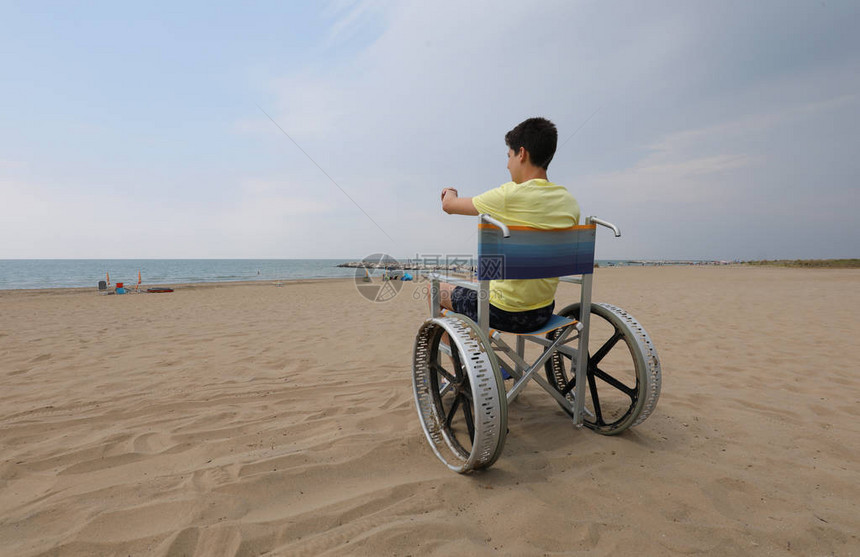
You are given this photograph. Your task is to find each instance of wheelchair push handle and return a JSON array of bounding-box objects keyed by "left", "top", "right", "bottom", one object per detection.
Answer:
[
  {"left": 588, "top": 216, "right": 621, "bottom": 238},
  {"left": 480, "top": 214, "right": 511, "bottom": 237}
]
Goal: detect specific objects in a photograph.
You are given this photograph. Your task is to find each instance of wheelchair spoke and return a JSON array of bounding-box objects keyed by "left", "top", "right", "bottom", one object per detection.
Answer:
[
  {"left": 561, "top": 380, "right": 576, "bottom": 397},
  {"left": 591, "top": 330, "right": 624, "bottom": 365},
  {"left": 451, "top": 347, "right": 467, "bottom": 382},
  {"left": 587, "top": 369, "right": 604, "bottom": 425},
  {"left": 591, "top": 365, "right": 636, "bottom": 398},
  {"left": 556, "top": 353, "right": 576, "bottom": 396},
  {"left": 445, "top": 395, "right": 461, "bottom": 429},
  {"left": 431, "top": 362, "right": 457, "bottom": 384}
]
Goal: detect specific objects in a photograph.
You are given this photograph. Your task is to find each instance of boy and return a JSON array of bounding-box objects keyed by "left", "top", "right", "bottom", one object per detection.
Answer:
[{"left": 437, "top": 117, "right": 580, "bottom": 333}]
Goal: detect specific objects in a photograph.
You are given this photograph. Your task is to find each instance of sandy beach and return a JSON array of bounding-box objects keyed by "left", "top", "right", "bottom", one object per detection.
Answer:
[{"left": 1, "top": 266, "right": 858, "bottom": 556}]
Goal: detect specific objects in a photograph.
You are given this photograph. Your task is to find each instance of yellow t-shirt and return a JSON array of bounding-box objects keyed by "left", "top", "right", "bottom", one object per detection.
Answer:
[{"left": 472, "top": 179, "right": 580, "bottom": 312}]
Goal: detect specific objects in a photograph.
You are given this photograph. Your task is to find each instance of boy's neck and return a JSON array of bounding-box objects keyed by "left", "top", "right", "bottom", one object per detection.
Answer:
[{"left": 516, "top": 167, "right": 548, "bottom": 184}]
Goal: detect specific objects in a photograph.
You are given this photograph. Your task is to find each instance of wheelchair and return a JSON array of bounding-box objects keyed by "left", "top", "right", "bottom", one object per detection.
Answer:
[{"left": 412, "top": 214, "right": 662, "bottom": 473}]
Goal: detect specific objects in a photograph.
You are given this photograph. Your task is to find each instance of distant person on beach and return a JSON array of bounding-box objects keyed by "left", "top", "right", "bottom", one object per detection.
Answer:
[{"left": 436, "top": 117, "right": 580, "bottom": 333}]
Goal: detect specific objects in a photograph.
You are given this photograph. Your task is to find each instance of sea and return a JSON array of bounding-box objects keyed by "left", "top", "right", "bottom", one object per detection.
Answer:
[{"left": 0, "top": 260, "right": 359, "bottom": 290}]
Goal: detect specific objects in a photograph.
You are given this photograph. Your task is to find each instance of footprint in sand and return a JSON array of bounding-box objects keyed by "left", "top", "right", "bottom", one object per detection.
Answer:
[{"left": 132, "top": 432, "right": 176, "bottom": 454}]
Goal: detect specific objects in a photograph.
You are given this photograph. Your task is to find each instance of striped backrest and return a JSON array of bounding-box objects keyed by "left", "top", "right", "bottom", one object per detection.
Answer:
[{"left": 477, "top": 223, "right": 596, "bottom": 280}]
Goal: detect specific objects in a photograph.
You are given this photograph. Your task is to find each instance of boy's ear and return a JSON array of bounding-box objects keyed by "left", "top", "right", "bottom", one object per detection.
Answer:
[{"left": 518, "top": 146, "right": 530, "bottom": 164}]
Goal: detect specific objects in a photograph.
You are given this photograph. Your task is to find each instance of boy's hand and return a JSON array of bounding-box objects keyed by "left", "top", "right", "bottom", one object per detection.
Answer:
[{"left": 440, "top": 187, "right": 478, "bottom": 216}]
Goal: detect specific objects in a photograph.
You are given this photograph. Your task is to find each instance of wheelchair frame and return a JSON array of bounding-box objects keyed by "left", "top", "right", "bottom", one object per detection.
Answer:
[{"left": 412, "top": 214, "right": 661, "bottom": 473}]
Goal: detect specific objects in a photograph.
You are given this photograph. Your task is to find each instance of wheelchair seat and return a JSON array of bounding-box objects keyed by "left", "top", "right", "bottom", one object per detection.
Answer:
[{"left": 441, "top": 308, "right": 580, "bottom": 337}]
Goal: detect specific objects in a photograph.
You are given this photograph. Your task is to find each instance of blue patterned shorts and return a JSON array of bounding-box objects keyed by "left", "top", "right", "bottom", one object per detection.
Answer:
[{"left": 450, "top": 286, "right": 554, "bottom": 333}]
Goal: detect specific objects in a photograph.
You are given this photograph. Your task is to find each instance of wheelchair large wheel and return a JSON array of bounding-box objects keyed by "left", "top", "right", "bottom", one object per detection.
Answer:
[
  {"left": 412, "top": 315, "right": 507, "bottom": 473},
  {"left": 545, "top": 303, "right": 661, "bottom": 435}
]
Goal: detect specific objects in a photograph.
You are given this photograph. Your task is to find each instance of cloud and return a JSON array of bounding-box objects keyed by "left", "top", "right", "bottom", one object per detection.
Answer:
[
  {"left": 322, "top": 0, "right": 394, "bottom": 46},
  {"left": 576, "top": 90, "right": 860, "bottom": 259}
]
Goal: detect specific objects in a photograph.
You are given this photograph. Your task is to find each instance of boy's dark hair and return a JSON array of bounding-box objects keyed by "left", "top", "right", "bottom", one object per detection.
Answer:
[{"left": 505, "top": 117, "right": 558, "bottom": 169}]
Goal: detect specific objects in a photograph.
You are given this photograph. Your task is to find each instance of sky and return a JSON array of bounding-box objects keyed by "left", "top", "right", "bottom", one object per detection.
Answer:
[{"left": 1, "top": 0, "right": 858, "bottom": 261}]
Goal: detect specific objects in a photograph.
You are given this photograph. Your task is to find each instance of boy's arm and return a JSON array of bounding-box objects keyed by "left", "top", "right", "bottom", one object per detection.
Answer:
[{"left": 441, "top": 188, "right": 479, "bottom": 216}]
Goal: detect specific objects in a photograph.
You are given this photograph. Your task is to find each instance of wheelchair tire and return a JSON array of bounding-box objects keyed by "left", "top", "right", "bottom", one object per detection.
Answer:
[
  {"left": 544, "top": 303, "right": 661, "bottom": 435},
  {"left": 412, "top": 314, "right": 507, "bottom": 472}
]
